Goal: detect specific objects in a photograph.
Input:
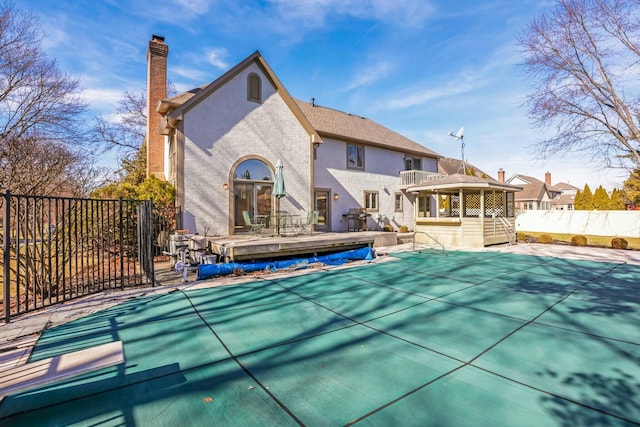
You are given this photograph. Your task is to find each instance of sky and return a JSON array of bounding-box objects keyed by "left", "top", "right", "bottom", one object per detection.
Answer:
[{"left": 19, "top": 0, "right": 630, "bottom": 190}]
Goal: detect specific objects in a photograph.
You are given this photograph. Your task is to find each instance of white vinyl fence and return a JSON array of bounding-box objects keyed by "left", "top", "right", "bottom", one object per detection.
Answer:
[{"left": 515, "top": 210, "right": 640, "bottom": 238}]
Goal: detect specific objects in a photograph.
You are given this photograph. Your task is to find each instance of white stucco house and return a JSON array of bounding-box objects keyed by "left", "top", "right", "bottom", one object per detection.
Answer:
[{"left": 145, "top": 35, "right": 521, "bottom": 247}]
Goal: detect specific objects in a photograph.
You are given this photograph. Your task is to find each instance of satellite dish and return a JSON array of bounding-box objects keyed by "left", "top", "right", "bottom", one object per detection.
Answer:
[{"left": 448, "top": 127, "right": 464, "bottom": 140}]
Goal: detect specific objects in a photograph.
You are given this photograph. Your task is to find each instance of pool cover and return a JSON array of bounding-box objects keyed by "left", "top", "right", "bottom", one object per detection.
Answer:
[{"left": 0, "top": 250, "right": 638, "bottom": 426}]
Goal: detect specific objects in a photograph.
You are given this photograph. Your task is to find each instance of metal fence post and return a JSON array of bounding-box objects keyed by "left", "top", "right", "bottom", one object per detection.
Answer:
[
  {"left": 148, "top": 199, "right": 155, "bottom": 286},
  {"left": 119, "top": 197, "right": 125, "bottom": 290},
  {"left": 3, "top": 190, "right": 11, "bottom": 323}
]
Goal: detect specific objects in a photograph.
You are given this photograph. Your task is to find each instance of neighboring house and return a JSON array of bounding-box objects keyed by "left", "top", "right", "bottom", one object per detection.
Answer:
[
  {"left": 145, "top": 35, "right": 521, "bottom": 247},
  {"left": 146, "top": 36, "right": 440, "bottom": 236},
  {"left": 504, "top": 171, "right": 553, "bottom": 211},
  {"left": 549, "top": 182, "right": 579, "bottom": 210},
  {"left": 503, "top": 171, "right": 578, "bottom": 211}
]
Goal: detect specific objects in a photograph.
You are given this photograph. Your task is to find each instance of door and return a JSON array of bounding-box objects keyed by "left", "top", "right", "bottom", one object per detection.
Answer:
[
  {"left": 314, "top": 189, "right": 330, "bottom": 232},
  {"left": 234, "top": 183, "right": 272, "bottom": 232}
]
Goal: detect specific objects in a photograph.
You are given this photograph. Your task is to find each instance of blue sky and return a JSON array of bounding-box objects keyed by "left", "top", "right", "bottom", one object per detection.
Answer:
[{"left": 20, "top": 0, "right": 626, "bottom": 190}]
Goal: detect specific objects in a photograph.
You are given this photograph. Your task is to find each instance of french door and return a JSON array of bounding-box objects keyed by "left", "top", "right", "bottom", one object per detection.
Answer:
[{"left": 234, "top": 182, "right": 272, "bottom": 232}]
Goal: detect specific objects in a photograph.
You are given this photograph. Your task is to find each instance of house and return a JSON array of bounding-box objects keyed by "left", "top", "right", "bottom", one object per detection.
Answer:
[
  {"left": 146, "top": 35, "right": 441, "bottom": 237},
  {"left": 146, "top": 35, "right": 521, "bottom": 247},
  {"left": 549, "top": 181, "right": 579, "bottom": 210},
  {"left": 502, "top": 171, "right": 578, "bottom": 211}
]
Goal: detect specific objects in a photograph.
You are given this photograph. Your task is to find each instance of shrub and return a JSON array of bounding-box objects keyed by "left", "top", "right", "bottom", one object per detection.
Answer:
[
  {"left": 399, "top": 225, "right": 409, "bottom": 233},
  {"left": 383, "top": 224, "right": 394, "bottom": 232},
  {"left": 538, "top": 234, "right": 554, "bottom": 244},
  {"left": 611, "top": 237, "right": 628, "bottom": 250},
  {"left": 517, "top": 232, "right": 527, "bottom": 242},
  {"left": 571, "top": 235, "right": 588, "bottom": 246}
]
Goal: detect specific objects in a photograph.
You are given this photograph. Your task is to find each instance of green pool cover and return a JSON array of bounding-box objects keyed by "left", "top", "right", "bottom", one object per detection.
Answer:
[{"left": 1, "top": 250, "right": 638, "bottom": 426}]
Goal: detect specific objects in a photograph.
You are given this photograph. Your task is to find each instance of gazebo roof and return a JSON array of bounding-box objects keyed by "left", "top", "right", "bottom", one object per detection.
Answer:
[{"left": 407, "top": 174, "right": 523, "bottom": 193}]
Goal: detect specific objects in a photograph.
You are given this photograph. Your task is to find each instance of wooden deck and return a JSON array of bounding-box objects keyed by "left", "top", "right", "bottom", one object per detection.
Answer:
[{"left": 206, "top": 231, "right": 398, "bottom": 262}]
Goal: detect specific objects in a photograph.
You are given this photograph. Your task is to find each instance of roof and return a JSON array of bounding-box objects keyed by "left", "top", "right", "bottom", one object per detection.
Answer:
[
  {"left": 506, "top": 174, "right": 549, "bottom": 202},
  {"left": 438, "top": 157, "right": 494, "bottom": 179},
  {"left": 550, "top": 182, "right": 579, "bottom": 193},
  {"left": 551, "top": 193, "right": 576, "bottom": 206},
  {"left": 408, "top": 173, "right": 523, "bottom": 192},
  {"left": 294, "top": 100, "right": 440, "bottom": 159},
  {"left": 156, "top": 50, "right": 440, "bottom": 159}
]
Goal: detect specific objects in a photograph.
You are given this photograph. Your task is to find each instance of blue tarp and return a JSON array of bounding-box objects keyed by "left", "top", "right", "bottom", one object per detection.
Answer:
[{"left": 197, "top": 246, "right": 374, "bottom": 280}]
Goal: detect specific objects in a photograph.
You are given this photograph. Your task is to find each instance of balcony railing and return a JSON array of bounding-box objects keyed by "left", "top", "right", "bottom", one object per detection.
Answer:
[{"left": 400, "top": 170, "right": 445, "bottom": 188}]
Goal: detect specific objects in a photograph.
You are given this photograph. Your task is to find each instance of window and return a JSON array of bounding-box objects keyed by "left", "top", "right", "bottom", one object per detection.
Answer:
[
  {"left": 394, "top": 192, "right": 403, "bottom": 212},
  {"left": 364, "top": 191, "right": 378, "bottom": 211},
  {"left": 347, "top": 144, "right": 364, "bottom": 169},
  {"left": 168, "top": 137, "right": 176, "bottom": 182},
  {"left": 233, "top": 159, "right": 272, "bottom": 232},
  {"left": 404, "top": 157, "right": 422, "bottom": 171},
  {"left": 247, "top": 73, "right": 261, "bottom": 103},
  {"left": 417, "top": 195, "right": 430, "bottom": 217}
]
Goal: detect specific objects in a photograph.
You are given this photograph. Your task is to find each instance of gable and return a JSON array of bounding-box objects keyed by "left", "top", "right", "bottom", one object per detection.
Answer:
[
  {"left": 508, "top": 175, "right": 537, "bottom": 186},
  {"left": 158, "top": 51, "right": 320, "bottom": 143}
]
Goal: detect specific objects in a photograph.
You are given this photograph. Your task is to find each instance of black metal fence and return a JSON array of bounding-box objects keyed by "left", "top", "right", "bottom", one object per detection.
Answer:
[{"left": 0, "top": 191, "right": 179, "bottom": 323}]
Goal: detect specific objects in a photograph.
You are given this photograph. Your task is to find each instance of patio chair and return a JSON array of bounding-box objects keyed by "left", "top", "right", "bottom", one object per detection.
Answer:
[
  {"left": 242, "top": 211, "right": 265, "bottom": 235},
  {"left": 297, "top": 210, "right": 319, "bottom": 234}
]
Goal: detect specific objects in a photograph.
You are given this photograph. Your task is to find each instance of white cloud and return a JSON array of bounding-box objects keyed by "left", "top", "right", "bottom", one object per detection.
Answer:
[
  {"left": 175, "top": 0, "right": 214, "bottom": 15},
  {"left": 267, "top": 0, "right": 436, "bottom": 31},
  {"left": 80, "top": 87, "right": 124, "bottom": 114},
  {"left": 342, "top": 61, "right": 392, "bottom": 91},
  {"left": 172, "top": 65, "right": 208, "bottom": 82},
  {"left": 377, "top": 75, "right": 481, "bottom": 110},
  {"left": 205, "top": 47, "right": 230, "bottom": 69}
]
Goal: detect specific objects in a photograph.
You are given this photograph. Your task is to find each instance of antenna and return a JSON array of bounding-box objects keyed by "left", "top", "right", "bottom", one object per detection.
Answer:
[{"left": 448, "top": 127, "right": 467, "bottom": 174}]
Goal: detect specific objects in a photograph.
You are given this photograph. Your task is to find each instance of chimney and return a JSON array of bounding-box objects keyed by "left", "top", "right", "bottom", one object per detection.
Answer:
[
  {"left": 545, "top": 171, "right": 551, "bottom": 185},
  {"left": 497, "top": 168, "right": 505, "bottom": 183},
  {"left": 146, "top": 35, "right": 168, "bottom": 178}
]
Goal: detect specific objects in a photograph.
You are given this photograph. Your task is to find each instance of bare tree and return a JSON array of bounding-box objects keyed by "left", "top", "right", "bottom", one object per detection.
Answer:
[
  {"left": 0, "top": 135, "right": 79, "bottom": 195},
  {"left": 0, "top": 2, "right": 87, "bottom": 143},
  {"left": 93, "top": 83, "right": 176, "bottom": 157},
  {"left": 93, "top": 90, "right": 147, "bottom": 154},
  {"left": 519, "top": 0, "right": 640, "bottom": 169}
]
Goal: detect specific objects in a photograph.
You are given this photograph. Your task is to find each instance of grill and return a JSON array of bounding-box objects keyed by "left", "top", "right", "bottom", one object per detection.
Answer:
[{"left": 346, "top": 208, "right": 368, "bottom": 231}]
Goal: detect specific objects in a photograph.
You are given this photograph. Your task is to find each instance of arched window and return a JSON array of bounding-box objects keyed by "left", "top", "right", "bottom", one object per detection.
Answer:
[
  {"left": 233, "top": 159, "right": 273, "bottom": 232},
  {"left": 247, "top": 73, "right": 262, "bottom": 103}
]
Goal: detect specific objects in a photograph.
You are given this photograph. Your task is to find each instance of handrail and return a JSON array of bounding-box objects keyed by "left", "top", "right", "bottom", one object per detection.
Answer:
[
  {"left": 411, "top": 231, "right": 445, "bottom": 254},
  {"left": 495, "top": 216, "right": 516, "bottom": 245},
  {"left": 400, "top": 170, "right": 446, "bottom": 187}
]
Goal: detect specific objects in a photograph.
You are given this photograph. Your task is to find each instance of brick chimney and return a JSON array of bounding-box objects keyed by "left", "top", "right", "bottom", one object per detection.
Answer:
[
  {"left": 545, "top": 171, "right": 551, "bottom": 185},
  {"left": 146, "top": 35, "right": 168, "bottom": 178},
  {"left": 497, "top": 168, "right": 505, "bottom": 183}
]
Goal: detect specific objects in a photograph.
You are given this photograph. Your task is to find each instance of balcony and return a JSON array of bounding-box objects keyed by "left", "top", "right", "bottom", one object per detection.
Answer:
[{"left": 400, "top": 170, "right": 445, "bottom": 189}]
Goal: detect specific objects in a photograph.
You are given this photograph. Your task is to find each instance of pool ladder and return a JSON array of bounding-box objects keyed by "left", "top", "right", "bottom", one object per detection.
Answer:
[{"left": 411, "top": 231, "right": 445, "bottom": 254}]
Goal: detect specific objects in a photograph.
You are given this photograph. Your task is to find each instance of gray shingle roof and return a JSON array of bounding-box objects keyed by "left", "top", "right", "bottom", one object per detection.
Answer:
[
  {"left": 408, "top": 173, "right": 522, "bottom": 192},
  {"left": 507, "top": 175, "right": 549, "bottom": 201},
  {"left": 293, "top": 100, "right": 440, "bottom": 159},
  {"left": 438, "top": 157, "right": 494, "bottom": 179}
]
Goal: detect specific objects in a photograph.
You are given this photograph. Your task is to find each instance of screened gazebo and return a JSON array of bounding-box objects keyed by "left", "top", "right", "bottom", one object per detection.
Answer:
[{"left": 405, "top": 174, "right": 523, "bottom": 248}]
